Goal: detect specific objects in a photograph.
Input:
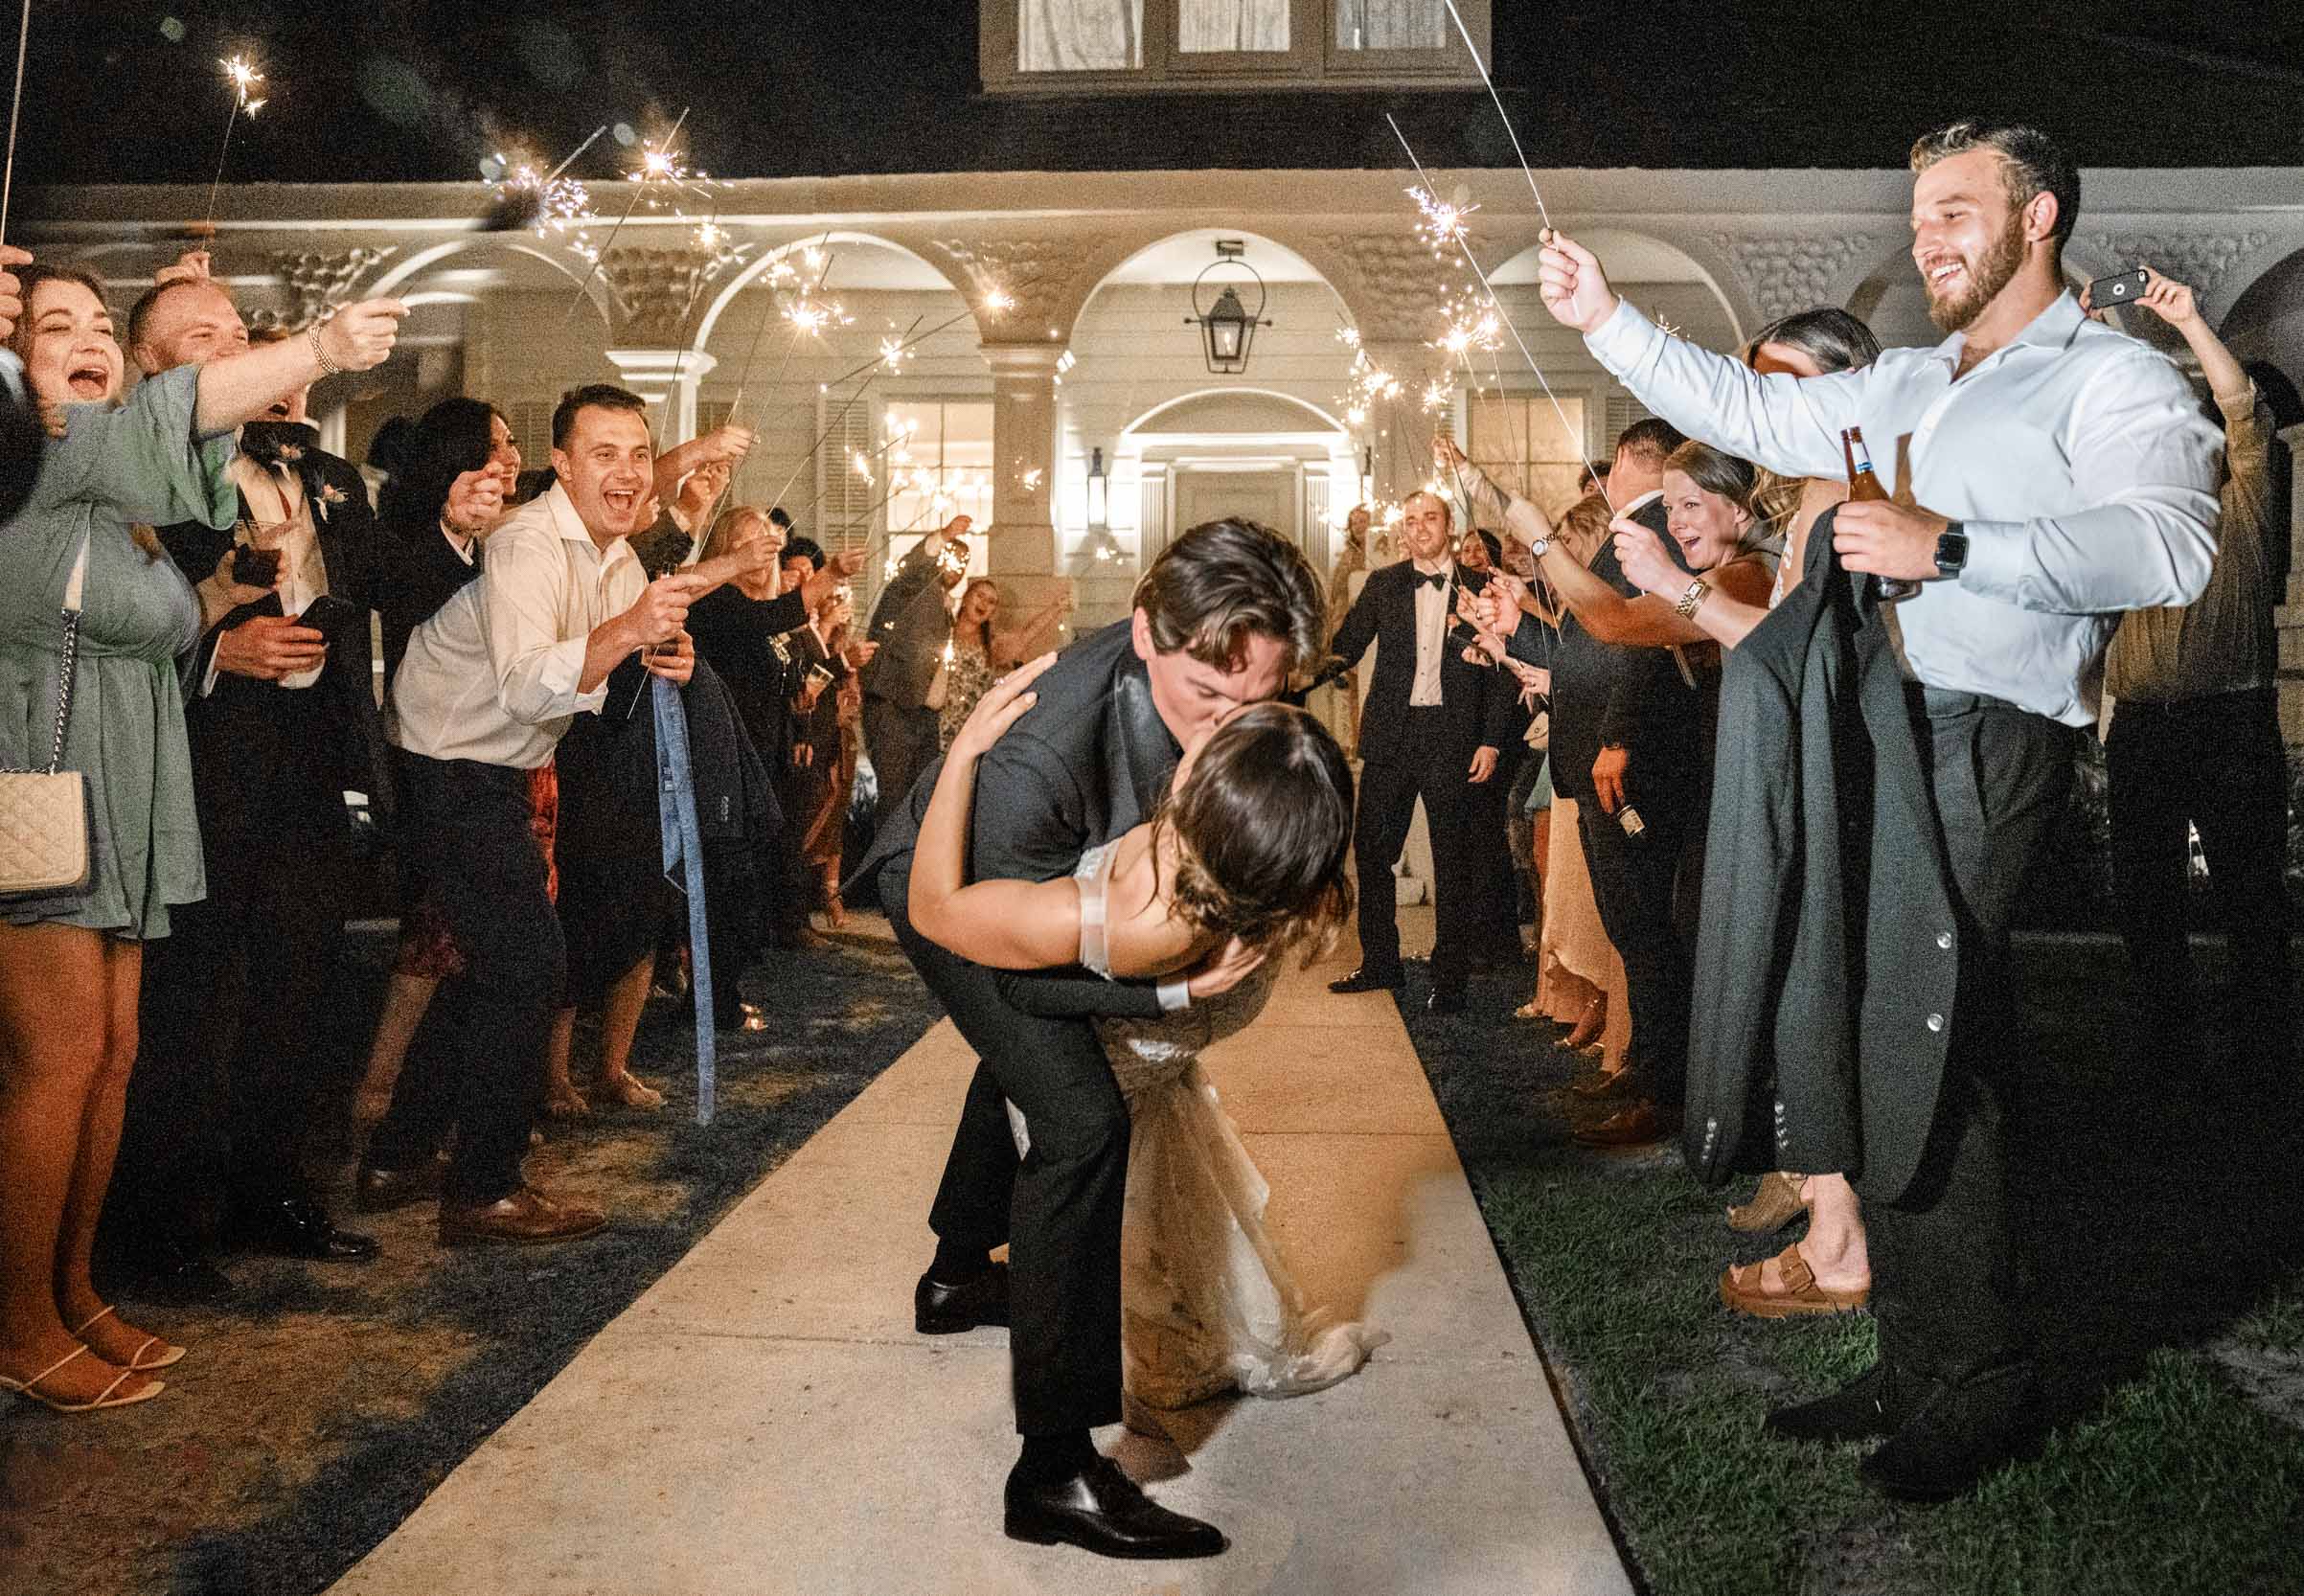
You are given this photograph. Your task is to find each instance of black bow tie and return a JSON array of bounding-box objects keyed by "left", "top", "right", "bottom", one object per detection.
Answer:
[{"left": 1412, "top": 568, "right": 1449, "bottom": 590}]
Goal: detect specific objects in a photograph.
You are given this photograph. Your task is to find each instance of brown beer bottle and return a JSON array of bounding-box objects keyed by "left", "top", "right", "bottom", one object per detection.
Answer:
[{"left": 1841, "top": 426, "right": 1917, "bottom": 599}]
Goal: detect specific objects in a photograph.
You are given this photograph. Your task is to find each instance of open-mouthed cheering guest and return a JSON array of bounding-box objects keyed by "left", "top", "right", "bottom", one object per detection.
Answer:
[
  {"left": 103, "top": 262, "right": 394, "bottom": 1302},
  {"left": 1312, "top": 488, "right": 1516, "bottom": 1015},
  {"left": 1538, "top": 120, "right": 2221, "bottom": 1499},
  {"left": 361, "top": 383, "right": 709, "bottom": 1246},
  {"left": 0, "top": 263, "right": 402, "bottom": 1412}
]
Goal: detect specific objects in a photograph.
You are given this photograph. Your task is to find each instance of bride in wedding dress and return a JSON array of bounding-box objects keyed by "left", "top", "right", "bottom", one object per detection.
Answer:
[{"left": 909, "top": 655, "right": 1388, "bottom": 1428}]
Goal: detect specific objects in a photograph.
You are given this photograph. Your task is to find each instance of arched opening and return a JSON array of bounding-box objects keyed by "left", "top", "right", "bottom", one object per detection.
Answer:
[
  {"left": 1063, "top": 231, "right": 1356, "bottom": 617},
  {"left": 2223, "top": 246, "right": 2304, "bottom": 421}
]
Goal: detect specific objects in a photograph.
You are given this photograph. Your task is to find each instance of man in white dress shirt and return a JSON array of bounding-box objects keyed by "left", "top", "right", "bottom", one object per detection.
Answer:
[
  {"left": 367, "top": 383, "right": 701, "bottom": 1246},
  {"left": 1538, "top": 121, "right": 2222, "bottom": 1499}
]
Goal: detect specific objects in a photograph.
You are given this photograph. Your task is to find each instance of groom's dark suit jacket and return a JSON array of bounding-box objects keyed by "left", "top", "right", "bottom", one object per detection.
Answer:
[{"left": 851, "top": 617, "right": 1178, "bottom": 1021}]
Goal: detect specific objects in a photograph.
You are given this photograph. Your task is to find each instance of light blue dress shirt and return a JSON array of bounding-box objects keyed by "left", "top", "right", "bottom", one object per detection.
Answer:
[{"left": 1585, "top": 292, "right": 2224, "bottom": 725}]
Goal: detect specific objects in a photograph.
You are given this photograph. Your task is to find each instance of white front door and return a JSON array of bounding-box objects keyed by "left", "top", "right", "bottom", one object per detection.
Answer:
[{"left": 1172, "top": 466, "right": 1296, "bottom": 550}]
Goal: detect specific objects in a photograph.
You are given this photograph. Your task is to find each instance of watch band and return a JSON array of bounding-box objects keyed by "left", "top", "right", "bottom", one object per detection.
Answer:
[
  {"left": 1675, "top": 578, "right": 1711, "bottom": 619},
  {"left": 1933, "top": 522, "right": 1970, "bottom": 579}
]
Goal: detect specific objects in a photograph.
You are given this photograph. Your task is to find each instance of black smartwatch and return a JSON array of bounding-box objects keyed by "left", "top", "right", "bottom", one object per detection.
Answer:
[{"left": 1933, "top": 522, "right": 1970, "bottom": 580}]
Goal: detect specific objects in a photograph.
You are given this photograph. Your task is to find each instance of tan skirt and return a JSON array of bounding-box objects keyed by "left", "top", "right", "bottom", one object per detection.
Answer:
[{"left": 1535, "top": 797, "right": 1630, "bottom": 1071}]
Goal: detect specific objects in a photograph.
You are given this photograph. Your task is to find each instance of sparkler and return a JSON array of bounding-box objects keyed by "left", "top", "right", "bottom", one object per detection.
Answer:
[
  {"left": 562, "top": 105, "right": 691, "bottom": 322},
  {"left": 1441, "top": 0, "right": 1554, "bottom": 234},
  {"left": 1385, "top": 114, "right": 1612, "bottom": 513},
  {"left": 202, "top": 53, "right": 266, "bottom": 233},
  {"left": 0, "top": 0, "right": 28, "bottom": 245}
]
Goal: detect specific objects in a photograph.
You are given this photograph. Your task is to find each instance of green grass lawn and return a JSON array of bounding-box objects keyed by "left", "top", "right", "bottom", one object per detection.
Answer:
[{"left": 1403, "top": 940, "right": 2304, "bottom": 1596}]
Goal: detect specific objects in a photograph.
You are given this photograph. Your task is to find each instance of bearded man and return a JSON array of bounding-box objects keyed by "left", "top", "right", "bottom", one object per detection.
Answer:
[{"left": 1536, "top": 122, "right": 2222, "bottom": 1500}]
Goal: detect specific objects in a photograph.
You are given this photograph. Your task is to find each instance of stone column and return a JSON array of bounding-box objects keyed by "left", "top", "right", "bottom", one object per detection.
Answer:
[
  {"left": 981, "top": 342, "right": 1069, "bottom": 613},
  {"left": 599, "top": 243, "right": 741, "bottom": 442},
  {"left": 605, "top": 348, "right": 719, "bottom": 441}
]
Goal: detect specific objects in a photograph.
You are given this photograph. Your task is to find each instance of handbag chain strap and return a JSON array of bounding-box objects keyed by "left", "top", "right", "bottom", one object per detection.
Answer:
[{"left": 2, "top": 533, "right": 90, "bottom": 779}]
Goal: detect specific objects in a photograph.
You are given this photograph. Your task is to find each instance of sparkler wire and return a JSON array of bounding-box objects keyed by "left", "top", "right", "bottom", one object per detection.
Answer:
[
  {"left": 563, "top": 105, "right": 690, "bottom": 324},
  {"left": 1385, "top": 114, "right": 1613, "bottom": 513},
  {"left": 0, "top": 0, "right": 27, "bottom": 244}
]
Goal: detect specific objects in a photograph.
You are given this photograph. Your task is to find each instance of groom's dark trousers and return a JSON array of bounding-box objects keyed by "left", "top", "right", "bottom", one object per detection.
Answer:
[{"left": 850, "top": 621, "right": 1180, "bottom": 1435}]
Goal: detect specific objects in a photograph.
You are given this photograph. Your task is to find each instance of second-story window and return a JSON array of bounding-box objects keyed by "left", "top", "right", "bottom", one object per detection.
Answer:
[{"left": 992, "top": 0, "right": 1486, "bottom": 91}]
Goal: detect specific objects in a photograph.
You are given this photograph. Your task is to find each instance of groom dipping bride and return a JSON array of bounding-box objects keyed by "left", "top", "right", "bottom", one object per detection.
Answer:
[{"left": 849, "top": 518, "right": 1379, "bottom": 1560}]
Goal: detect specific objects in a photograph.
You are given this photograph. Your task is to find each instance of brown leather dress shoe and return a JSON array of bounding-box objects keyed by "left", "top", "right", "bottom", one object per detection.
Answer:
[{"left": 439, "top": 1187, "right": 608, "bottom": 1248}]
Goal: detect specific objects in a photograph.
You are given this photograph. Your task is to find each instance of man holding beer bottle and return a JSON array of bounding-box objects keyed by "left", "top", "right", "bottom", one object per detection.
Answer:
[{"left": 1537, "top": 122, "right": 2222, "bottom": 1499}]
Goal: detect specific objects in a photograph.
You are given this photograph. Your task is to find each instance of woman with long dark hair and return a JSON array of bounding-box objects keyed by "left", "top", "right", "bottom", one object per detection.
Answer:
[{"left": 0, "top": 264, "right": 400, "bottom": 1411}]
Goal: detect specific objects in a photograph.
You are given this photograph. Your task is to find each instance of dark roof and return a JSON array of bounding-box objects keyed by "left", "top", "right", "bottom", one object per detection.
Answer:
[{"left": 19, "top": 0, "right": 2304, "bottom": 195}]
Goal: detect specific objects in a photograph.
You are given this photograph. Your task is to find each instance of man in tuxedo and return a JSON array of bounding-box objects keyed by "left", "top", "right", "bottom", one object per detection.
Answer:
[
  {"left": 859, "top": 513, "right": 970, "bottom": 826},
  {"left": 106, "top": 277, "right": 387, "bottom": 1297},
  {"left": 851, "top": 518, "right": 1323, "bottom": 1561},
  {"left": 1319, "top": 490, "right": 1516, "bottom": 1014},
  {"left": 1491, "top": 419, "right": 1704, "bottom": 1149}
]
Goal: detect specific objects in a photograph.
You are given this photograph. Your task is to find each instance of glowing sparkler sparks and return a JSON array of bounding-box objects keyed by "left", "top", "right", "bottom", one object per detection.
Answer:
[
  {"left": 1421, "top": 379, "right": 1453, "bottom": 415},
  {"left": 982, "top": 287, "right": 1015, "bottom": 313},
  {"left": 879, "top": 335, "right": 911, "bottom": 372},
  {"left": 853, "top": 449, "right": 876, "bottom": 483},
  {"left": 219, "top": 55, "right": 264, "bottom": 110},
  {"left": 204, "top": 53, "right": 270, "bottom": 229},
  {"left": 1408, "top": 185, "right": 1477, "bottom": 252}
]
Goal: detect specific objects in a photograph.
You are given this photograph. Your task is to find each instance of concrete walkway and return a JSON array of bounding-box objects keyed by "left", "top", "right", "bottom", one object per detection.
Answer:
[{"left": 331, "top": 923, "right": 1631, "bottom": 1596}]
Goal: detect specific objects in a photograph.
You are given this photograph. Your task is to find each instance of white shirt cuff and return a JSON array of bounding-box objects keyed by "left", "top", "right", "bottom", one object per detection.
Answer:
[
  {"left": 1584, "top": 296, "right": 1657, "bottom": 374},
  {"left": 1951, "top": 519, "right": 2025, "bottom": 604},
  {"left": 502, "top": 636, "right": 606, "bottom": 723},
  {"left": 1156, "top": 976, "right": 1191, "bottom": 1014}
]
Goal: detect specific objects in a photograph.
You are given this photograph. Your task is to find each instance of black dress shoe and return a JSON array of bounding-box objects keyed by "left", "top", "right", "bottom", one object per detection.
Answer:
[
  {"left": 914, "top": 1263, "right": 1010, "bottom": 1334},
  {"left": 1859, "top": 1362, "right": 2040, "bottom": 1502},
  {"left": 354, "top": 1160, "right": 443, "bottom": 1215},
  {"left": 116, "top": 1236, "right": 236, "bottom": 1306},
  {"left": 232, "top": 1197, "right": 381, "bottom": 1263},
  {"left": 1004, "top": 1454, "right": 1227, "bottom": 1560},
  {"left": 1328, "top": 968, "right": 1403, "bottom": 995},
  {"left": 1426, "top": 987, "right": 1467, "bottom": 1015},
  {"left": 1765, "top": 1360, "right": 1905, "bottom": 1444}
]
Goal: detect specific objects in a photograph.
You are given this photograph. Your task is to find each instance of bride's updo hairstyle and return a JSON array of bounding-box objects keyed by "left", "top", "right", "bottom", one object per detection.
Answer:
[{"left": 1157, "top": 702, "right": 1355, "bottom": 956}]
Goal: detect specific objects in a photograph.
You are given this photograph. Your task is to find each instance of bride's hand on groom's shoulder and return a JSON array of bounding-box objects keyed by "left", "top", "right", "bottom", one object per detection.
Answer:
[{"left": 950, "top": 651, "right": 1058, "bottom": 760}]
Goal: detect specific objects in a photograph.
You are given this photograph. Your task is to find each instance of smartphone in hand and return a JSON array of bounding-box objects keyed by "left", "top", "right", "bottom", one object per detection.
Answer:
[
  {"left": 2087, "top": 267, "right": 2148, "bottom": 309},
  {"left": 294, "top": 592, "right": 360, "bottom": 643}
]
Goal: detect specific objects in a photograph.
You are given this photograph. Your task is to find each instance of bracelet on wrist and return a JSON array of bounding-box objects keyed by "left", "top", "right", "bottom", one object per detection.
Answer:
[
  {"left": 308, "top": 328, "right": 345, "bottom": 378},
  {"left": 1675, "top": 577, "right": 1711, "bottom": 620}
]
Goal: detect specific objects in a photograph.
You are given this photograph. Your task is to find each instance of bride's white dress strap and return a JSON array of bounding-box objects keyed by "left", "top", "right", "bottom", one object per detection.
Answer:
[{"left": 1077, "top": 839, "right": 1118, "bottom": 979}]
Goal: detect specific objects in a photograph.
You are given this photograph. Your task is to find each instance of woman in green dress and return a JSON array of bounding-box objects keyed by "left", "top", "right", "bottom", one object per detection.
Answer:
[{"left": 0, "top": 264, "right": 404, "bottom": 1412}]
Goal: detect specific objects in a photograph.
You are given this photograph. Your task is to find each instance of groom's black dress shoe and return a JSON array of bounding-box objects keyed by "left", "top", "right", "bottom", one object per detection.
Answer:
[
  {"left": 1858, "top": 1362, "right": 2041, "bottom": 1503},
  {"left": 1328, "top": 967, "right": 1403, "bottom": 995},
  {"left": 1004, "top": 1454, "right": 1228, "bottom": 1560},
  {"left": 1765, "top": 1360, "right": 1905, "bottom": 1444},
  {"left": 914, "top": 1263, "right": 1010, "bottom": 1334}
]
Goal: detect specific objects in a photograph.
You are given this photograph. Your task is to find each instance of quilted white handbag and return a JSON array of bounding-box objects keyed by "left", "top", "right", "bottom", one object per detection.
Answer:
[{"left": 0, "top": 534, "right": 94, "bottom": 901}]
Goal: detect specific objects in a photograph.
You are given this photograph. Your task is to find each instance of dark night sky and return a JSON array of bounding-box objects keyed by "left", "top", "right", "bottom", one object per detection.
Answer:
[{"left": 16, "top": 0, "right": 2304, "bottom": 196}]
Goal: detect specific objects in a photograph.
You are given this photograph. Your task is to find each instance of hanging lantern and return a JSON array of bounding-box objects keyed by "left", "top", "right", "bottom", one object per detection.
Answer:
[{"left": 1185, "top": 241, "right": 1270, "bottom": 376}]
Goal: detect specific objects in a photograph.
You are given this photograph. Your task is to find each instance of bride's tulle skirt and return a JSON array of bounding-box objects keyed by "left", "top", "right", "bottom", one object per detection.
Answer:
[{"left": 1113, "top": 1061, "right": 1387, "bottom": 1412}]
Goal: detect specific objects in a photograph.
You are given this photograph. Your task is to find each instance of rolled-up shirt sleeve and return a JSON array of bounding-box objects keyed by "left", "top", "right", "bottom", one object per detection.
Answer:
[
  {"left": 483, "top": 532, "right": 607, "bottom": 725},
  {"left": 1956, "top": 351, "right": 2223, "bottom": 615},
  {"left": 1585, "top": 299, "right": 1858, "bottom": 483}
]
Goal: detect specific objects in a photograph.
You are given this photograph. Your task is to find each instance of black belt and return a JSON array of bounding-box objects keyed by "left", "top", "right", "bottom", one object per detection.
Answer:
[
  {"left": 2113, "top": 684, "right": 2272, "bottom": 718},
  {"left": 1912, "top": 684, "right": 2028, "bottom": 719}
]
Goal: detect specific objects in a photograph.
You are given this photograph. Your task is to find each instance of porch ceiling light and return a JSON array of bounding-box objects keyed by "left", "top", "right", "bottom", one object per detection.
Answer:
[{"left": 1186, "top": 241, "right": 1271, "bottom": 376}]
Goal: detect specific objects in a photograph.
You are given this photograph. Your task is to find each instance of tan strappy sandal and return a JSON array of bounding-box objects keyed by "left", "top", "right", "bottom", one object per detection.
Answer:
[
  {"left": 75, "top": 1306, "right": 185, "bottom": 1372},
  {"left": 1, "top": 1344, "right": 164, "bottom": 1413}
]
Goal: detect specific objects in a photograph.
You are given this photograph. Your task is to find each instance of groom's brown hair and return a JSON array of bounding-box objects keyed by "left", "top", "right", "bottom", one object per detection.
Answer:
[{"left": 1132, "top": 517, "right": 1325, "bottom": 684}]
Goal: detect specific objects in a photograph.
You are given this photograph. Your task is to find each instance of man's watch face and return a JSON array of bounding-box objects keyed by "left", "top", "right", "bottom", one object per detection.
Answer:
[{"left": 1935, "top": 531, "right": 1970, "bottom": 575}]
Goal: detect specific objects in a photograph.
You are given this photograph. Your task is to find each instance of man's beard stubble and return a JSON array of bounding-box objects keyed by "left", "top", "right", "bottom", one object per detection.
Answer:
[{"left": 1926, "top": 210, "right": 2028, "bottom": 333}]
